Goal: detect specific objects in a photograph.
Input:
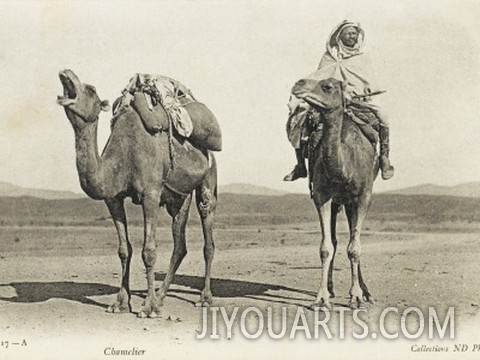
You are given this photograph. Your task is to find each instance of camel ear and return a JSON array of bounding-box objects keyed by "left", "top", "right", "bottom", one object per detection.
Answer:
[{"left": 100, "top": 99, "right": 110, "bottom": 112}]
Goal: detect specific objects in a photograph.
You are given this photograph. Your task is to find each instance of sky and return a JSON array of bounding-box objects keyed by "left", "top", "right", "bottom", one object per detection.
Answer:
[{"left": 0, "top": 0, "right": 479, "bottom": 195}]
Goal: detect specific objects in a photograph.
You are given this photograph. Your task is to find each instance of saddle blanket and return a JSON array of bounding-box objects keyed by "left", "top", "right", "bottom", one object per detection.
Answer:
[{"left": 124, "top": 73, "right": 194, "bottom": 137}]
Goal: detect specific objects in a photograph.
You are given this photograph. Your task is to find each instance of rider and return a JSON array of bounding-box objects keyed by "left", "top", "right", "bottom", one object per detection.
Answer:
[{"left": 284, "top": 20, "right": 394, "bottom": 181}]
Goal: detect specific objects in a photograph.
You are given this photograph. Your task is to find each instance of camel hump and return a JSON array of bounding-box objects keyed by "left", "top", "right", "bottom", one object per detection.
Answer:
[{"left": 183, "top": 101, "right": 222, "bottom": 152}]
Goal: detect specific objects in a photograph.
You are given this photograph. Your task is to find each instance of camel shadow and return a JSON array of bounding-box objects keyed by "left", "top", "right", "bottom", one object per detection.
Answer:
[
  {"left": 128, "top": 273, "right": 318, "bottom": 307},
  {"left": 0, "top": 281, "right": 118, "bottom": 309},
  {"left": 0, "top": 277, "right": 347, "bottom": 310},
  {"left": 0, "top": 277, "right": 313, "bottom": 310}
]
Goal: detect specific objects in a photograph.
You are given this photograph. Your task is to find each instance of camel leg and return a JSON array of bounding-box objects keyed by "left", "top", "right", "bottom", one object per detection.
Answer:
[
  {"left": 105, "top": 197, "right": 132, "bottom": 313},
  {"left": 194, "top": 182, "right": 217, "bottom": 307},
  {"left": 138, "top": 191, "right": 162, "bottom": 318},
  {"left": 344, "top": 196, "right": 372, "bottom": 309},
  {"left": 358, "top": 261, "right": 375, "bottom": 303},
  {"left": 311, "top": 196, "right": 334, "bottom": 310},
  {"left": 156, "top": 193, "right": 193, "bottom": 305},
  {"left": 328, "top": 202, "right": 341, "bottom": 298}
]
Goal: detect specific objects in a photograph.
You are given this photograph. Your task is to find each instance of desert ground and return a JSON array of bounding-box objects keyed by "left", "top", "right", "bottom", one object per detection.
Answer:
[{"left": 1, "top": 220, "right": 480, "bottom": 360}]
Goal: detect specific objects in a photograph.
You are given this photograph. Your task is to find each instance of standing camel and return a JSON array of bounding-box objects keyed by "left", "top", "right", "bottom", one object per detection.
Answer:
[
  {"left": 300, "top": 78, "right": 378, "bottom": 310},
  {"left": 57, "top": 69, "right": 217, "bottom": 318}
]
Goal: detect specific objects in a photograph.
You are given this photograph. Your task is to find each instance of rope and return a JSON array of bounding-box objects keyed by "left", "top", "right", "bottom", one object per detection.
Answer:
[
  {"left": 160, "top": 113, "right": 177, "bottom": 196},
  {"left": 167, "top": 114, "right": 176, "bottom": 170}
]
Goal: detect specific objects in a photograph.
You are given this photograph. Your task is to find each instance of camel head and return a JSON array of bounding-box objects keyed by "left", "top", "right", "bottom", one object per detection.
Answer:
[
  {"left": 57, "top": 69, "right": 110, "bottom": 126},
  {"left": 306, "top": 78, "right": 345, "bottom": 111}
]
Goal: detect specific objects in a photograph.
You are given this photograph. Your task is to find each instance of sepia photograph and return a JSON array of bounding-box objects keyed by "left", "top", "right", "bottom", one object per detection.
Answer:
[{"left": 0, "top": 0, "right": 479, "bottom": 359}]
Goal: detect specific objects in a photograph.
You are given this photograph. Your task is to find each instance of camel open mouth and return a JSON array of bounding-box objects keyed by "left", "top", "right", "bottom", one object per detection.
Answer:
[
  {"left": 57, "top": 71, "right": 78, "bottom": 106},
  {"left": 304, "top": 98, "right": 328, "bottom": 109}
]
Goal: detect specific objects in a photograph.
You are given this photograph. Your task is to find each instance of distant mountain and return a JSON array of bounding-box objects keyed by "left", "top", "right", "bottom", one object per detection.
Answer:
[
  {"left": 0, "top": 181, "right": 84, "bottom": 200},
  {"left": 388, "top": 182, "right": 480, "bottom": 198},
  {"left": 1, "top": 192, "right": 480, "bottom": 227},
  {"left": 0, "top": 180, "right": 290, "bottom": 200},
  {"left": 219, "top": 183, "right": 289, "bottom": 196},
  {"left": 2, "top": 179, "right": 480, "bottom": 202}
]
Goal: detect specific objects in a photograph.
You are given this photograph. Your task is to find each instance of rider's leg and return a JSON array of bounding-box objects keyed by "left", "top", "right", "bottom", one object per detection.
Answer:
[
  {"left": 374, "top": 109, "right": 394, "bottom": 180},
  {"left": 283, "top": 143, "right": 307, "bottom": 181},
  {"left": 284, "top": 97, "right": 309, "bottom": 181}
]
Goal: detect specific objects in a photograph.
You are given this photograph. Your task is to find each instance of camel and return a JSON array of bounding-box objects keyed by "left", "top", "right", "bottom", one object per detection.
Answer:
[
  {"left": 56, "top": 69, "right": 217, "bottom": 318},
  {"left": 303, "top": 78, "right": 378, "bottom": 310}
]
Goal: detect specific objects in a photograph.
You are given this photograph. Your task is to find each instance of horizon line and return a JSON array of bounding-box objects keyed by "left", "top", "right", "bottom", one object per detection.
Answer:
[{"left": 1, "top": 180, "right": 479, "bottom": 197}]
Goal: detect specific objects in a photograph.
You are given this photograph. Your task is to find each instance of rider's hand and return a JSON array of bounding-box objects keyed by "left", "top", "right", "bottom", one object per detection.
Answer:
[{"left": 363, "top": 87, "right": 372, "bottom": 102}]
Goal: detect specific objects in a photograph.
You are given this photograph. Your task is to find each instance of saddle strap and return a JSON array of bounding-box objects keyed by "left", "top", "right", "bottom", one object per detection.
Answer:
[{"left": 344, "top": 109, "right": 378, "bottom": 146}]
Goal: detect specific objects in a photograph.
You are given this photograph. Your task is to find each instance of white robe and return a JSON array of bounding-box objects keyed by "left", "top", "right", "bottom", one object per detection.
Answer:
[
  {"left": 287, "top": 21, "right": 382, "bottom": 148},
  {"left": 297, "top": 20, "right": 380, "bottom": 99}
]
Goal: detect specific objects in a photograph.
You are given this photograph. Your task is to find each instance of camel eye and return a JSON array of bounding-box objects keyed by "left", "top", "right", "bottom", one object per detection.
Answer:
[
  {"left": 85, "top": 85, "right": 96, "bottom": 95},
  {"left": 322, "top": 83, "right": 334, "bottom": 93}
]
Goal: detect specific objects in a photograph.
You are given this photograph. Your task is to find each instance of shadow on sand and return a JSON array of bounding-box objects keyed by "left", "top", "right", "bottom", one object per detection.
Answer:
[
  {"left": 0, "top": 275, "right": 317, "bottom": 309},
  {"left": 146, "top": 273, "right": 317, "bottom": 307},
  {"left": 0, "top": 281, "right": 117, "bottom": 309}
]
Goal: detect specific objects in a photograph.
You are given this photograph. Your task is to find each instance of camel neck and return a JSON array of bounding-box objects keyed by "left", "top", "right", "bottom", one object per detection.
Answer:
[
  {"left": 73, "top": 121, "right": 105, "bottom": 199},
  {"left": 321, "top": 107, "right": 347, "bottom": 180}
]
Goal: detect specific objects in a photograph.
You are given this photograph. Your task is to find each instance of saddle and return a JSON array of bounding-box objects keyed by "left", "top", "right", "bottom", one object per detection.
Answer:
[
  {"left": 345, "top": 102, "right": 380, "bottom": 145},
  {"left": 132, "top": 92, "right": 222, "bottom": 152},
  {"left": 116, "top": 74, "right": 222, "bottom": 152},
  {"left": 306, "top": 102, "right": 379, "bottom": 156}
]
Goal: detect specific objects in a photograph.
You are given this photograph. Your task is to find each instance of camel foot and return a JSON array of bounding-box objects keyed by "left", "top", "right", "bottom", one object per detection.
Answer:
[
  {"left": 137, "top": 309, "right": 161, "bottom": 319},
  {"left": 107, "top": 289, "right": 131, "bottom": 313},
  {"left": 194, "top": 300, "right": 212, "bottom": 307},
  {"left": 148, "top": 311, "right": 160, "bottom": 319},
  {"left": 309, "top": 299, "right": 333, "bottom": 312},
  {"left": 349, "top": 296, "right": 366, "bottom": 310},
  {"left": 137, "top": 311, "right": 148, "bottom": 319},
  {"left": 137, "top": 296, "right": 162, "bottom": 318},
  {"left": 195, "top": 290, "right": 213, "bottom": 307},
  {"left": 106, "top": 302, "right": 131, "bottom": 314}
]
